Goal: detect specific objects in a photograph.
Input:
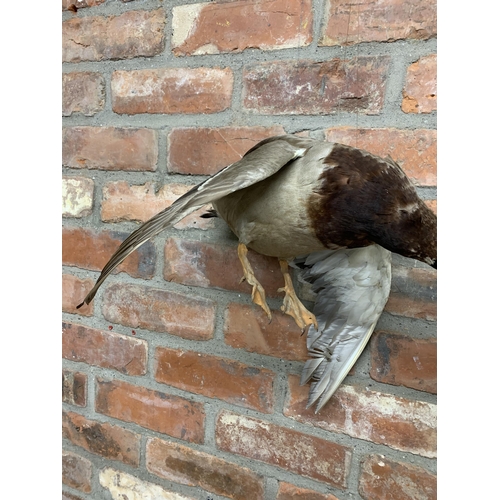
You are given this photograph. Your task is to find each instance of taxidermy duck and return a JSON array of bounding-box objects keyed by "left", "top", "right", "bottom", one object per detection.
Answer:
[{"left": 77, "top": 135, "right": 437, "bottom": 412}]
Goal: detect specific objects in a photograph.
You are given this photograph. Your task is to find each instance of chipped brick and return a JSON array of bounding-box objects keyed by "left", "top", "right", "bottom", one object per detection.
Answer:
[{"left": 172, "top": 0, "right": 312, "bottom": 56}]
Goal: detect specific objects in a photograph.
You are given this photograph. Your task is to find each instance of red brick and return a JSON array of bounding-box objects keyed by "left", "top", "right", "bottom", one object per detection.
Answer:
[
  {"left": 62, "top": 369, "right": 87, "bottom": 407},
  {"left": 371, "top": 331, "right": 437, "bottom": 393},
  {"left": 101, "top": 181, "right": 214, "bottom": 230},
  {"left": 146, "top": 437, "right": 264, "bottom": 500},
  {"left": 99, "top": 468, "right": 197, "bottom": 500},
  {"left": 62, "top": 0, "right": 105, "bottom": 10},
  {"left": 155, "top": 347, "right": 275, "bottom": 413},
  {"left": 168, "top": 126, "right": 285, "bottom": 175},
  {"left": 224, "top": 303, "right": 308, "bottom": 361},
  {"left": 164, "top": 237, "right": 283, "bottom": 297},
  {"left": 62, "top": 9, "right": 165, "bottom": 62},
  {"left": 277, "top": 482, "right": 339, "bottom": 500},
  {"left": 62, "top": 411, "right": 140, "bottom": 466},
  {"left": 62, "top": 126, "right": 158, "bottom": 171},
  {"left": 62, "top": 72, "right": 104, "bottom": 117},
  {"left": 359, "top": 454, "right": 437, "bottom": 500},
  {"left": 62, "top": 451, "right": 92, "bottom": 493},
  {"left": 216, "top": 410, "right": 351, "bottom": 488},
  {"left": 402, "top": 54, "right": 437, "bottom": 114},
  {"left": 62, "top": 177, "right": 94, "bottom": 218},
  {"left": 62, "top": 274, "right": 94, "bottom": 316},
  {"left": 62, "top": 322, "right": 147, "bottom": 375},
  {"left": 386, "top": 264, "right": 437, "bottom": 321},
  {"left": 243, "top": 56, "right": 389, "bottom": 115},
  {"left": 285, "top": 376, "right": 436, "bottom": 458},
  {"left": 172, "top": 0, "right": 312, "bottom": 56},
  {"left": 62, "top": 227, "right": 155, "bottom": 278},
  {"left": 111, "top": 68, "right": 233, "bottom": 114},
  {"left": 102, "top": 283, "right": 215, "bottom": 340},
  {"left": 95, "top": 378, "right": 205, "bottom": 443},
  {"left": 320, "top": 0, "right": 437, "bottom": 45},
  {"left": 325, "top": 127, "right": 437, "bottom": 186}
]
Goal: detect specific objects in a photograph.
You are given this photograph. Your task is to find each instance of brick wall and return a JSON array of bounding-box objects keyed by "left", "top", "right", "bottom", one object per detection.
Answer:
[{"left": 62, "top": 1, "right": 437, "bottom": 499}]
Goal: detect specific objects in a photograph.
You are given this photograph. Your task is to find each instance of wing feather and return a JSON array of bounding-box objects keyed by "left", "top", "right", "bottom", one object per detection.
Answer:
[
  {"left": 295, "top": 244, "right": 392, "bottom": 412},
  {"left": 77, "top": 137, "right": 309, "bottom": 308}
]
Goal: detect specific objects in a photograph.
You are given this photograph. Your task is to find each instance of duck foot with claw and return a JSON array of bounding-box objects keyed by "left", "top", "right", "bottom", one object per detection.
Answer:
[
  {"left": 278, "top": 259, "right": 318, "bottom": 333},
  {"left": 237, "top": 242, "right": 272, "bottom": 322}
]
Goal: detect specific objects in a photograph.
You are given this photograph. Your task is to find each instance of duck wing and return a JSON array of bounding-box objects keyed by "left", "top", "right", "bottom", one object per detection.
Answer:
[
  {"left": 77, "top": 135, "right": 311, "bottom": 307},
  {"left": 295, "top": 244, "right": 392, "bottom": 412}
]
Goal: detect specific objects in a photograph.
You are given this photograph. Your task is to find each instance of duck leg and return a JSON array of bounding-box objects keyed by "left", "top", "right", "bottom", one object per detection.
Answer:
[
  {"left": 237, "top": 243, "right": 272, "bottom": 321},
  {"left": 278, "top": 259, "right": 318, "bottom": 332}
]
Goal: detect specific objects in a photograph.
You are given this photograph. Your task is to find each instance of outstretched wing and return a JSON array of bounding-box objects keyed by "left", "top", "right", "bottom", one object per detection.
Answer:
[
  {"left": 77, "top": 136, "right": 311, "bottom": 308},
  {"left": 295, "top": 244, "right": 392, "bottom": 412}
]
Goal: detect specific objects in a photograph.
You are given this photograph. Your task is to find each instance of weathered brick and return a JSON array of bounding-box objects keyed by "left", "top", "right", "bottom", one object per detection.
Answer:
[
  {"left": 62, "top": 0, "right": 105, "bottom": 10},
  {"left": 155, "top": 347, "right": 275, "bottom": 413},
  {"left": 62, "top": 369, "right": 87, "bottom": 407},
  {"left": 62, "top": 451, "right": 92, "bottom": 493},
  {"left": 216, "top": 411, "right": 351, "bottom": 488},
  {"left": 102, "top": 283, "right": 215, "bottom": 340},
  {"left": 62, "top": 127, "right": 158, "bottom": 171},
  {"left": 371, "top": 331, "right": 437, "bottom": 393},
  {"left": 62, "top": 411, "right": 140, "bottom": 466},
  {"left": 325, "top": 127, "right": 437, "bottom": 186},
  {"left": 62, "top": 227, "right": 155, "bottom": 278},
  {"left": 111, "top": 68, "right": 233, "bottom": 114},
  {"left": 95, "top": 378, "right": 205, "bottom": 443},
  {"left": 164, "top": 237, "right": 283, "bottom": 297},
  {"left": 277, "top": 482, "right": 340, "bottom": 500},
  {"left": 168, "top": 126, "right": 285, "bottom": 175},
  {"left": 62, "top": 177, "right": 94, "bottom": 217},
  {"left": 243, "top": 56, "right": 390, "bottom": 115},
  {"left": 100, "top": 468, "right": 196, "bottom": 500},
  {"left": 62, "top": 274, "right": 94, "bottom": 316},
  {"left": 285, "top": 376, "right": 436, "bottom": 458},
  {"left": 320, "top": 0, "right": 437, "bottom": 46},
  {"left": 172, "top": 0, "right": 312, "bottom": 56},
  {"left": 62, "top": 322, "right": 147, "bottom": 375},
  {"left": 101, "top": 181, "right": 214, "bottom": 230},
  {"left": 146, "top": 437, "right": 265, "bottom": 500},
  {"left": 402, "top": 54, "right": 437, "bottom": 114},
  {"left": 62, "top": 72, "right": 104, "bottom": 117},
  {"left": 224, "top": 303, "right": 308, "bottom": 361},
  {"left": 359, "top": 455, "right": 437, "bottom": 500},
  {"left": 62, "top": 9, "right": 165, "bottom": 62},
  {"left": 386, "top": 264, "right": 437, "bottom": 321}
]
